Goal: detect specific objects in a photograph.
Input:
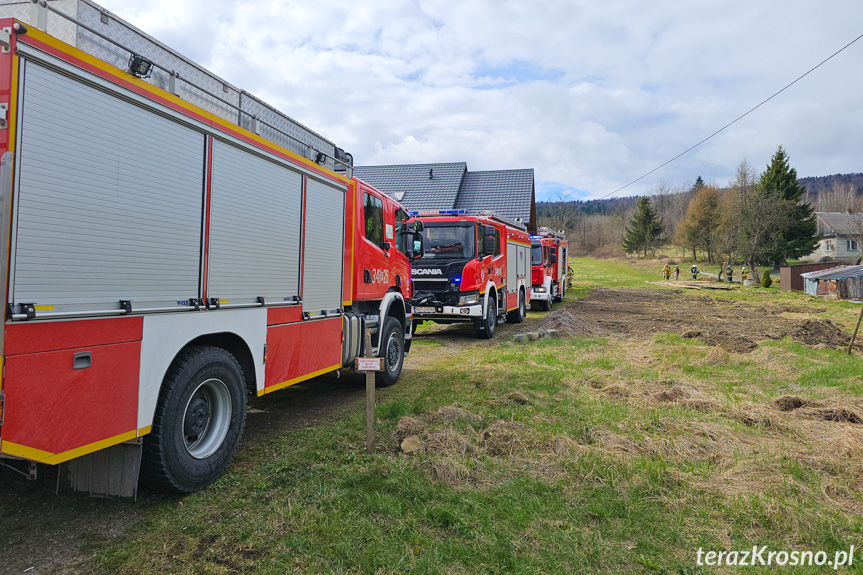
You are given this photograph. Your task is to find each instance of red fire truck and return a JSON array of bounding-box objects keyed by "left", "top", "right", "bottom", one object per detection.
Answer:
[
  {"left": 530, "top": 227, "right": 569, "bottom": 311},
  {"left": 0, "top": 4, "right": 420, "bottom": 496},
  {"left": 409, "top": 210, "right": 531, "bottom": 339}
]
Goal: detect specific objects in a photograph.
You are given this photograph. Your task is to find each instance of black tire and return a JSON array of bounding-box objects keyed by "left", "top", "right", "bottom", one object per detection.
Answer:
[
  {"left": 507, "top": 289, "right": 526, "bottom": 324},
  {"left": 141, "top": 346, "right": 247, "bottom": 494},
  {"left": 376, "top": 316, "right": 404, "bottom": 387},
  {"left": 540, "top": 297, "right": 552, "bottom": 312},
  {"left": 474, "top": 294, "right": 497, "bottom": 339}
]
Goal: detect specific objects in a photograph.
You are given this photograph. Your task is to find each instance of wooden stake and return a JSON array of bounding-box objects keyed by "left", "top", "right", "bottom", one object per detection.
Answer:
[
  {"left": 848, "top": 304, "right": 863, "bottom": 355},
  {"left": 364, "top": 328, "right": 375, "bottom": 454}
]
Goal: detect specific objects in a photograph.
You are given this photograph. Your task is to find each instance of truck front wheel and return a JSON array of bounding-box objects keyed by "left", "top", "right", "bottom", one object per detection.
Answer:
[
  {"left": 376, "top": 316, "right": 404, "bottom": 387},
  {"left": 141, "top": 346, "right": 247, "bottom": 493},
  {"left": 474, "top": 295, "right": 496, "bottom": 339}
]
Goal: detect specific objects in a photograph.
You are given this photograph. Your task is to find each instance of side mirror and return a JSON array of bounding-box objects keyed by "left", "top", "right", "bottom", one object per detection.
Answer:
[
  {"left": 383, "top": 241, "right": 391, "bottom": 251},
  {"left": 550, "top": 253, "right": 558, "bottom": 264},
  {"left": 409, "top": 233, "right": 424, "bottom": 261},
  {"left": 409, "top": 221, "right": 424, "bottom": 233}
]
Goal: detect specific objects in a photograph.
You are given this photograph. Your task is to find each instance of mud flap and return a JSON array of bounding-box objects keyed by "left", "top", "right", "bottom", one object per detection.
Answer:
[{"left": 57, "top": 441, "right": 142, "bottom": 501}]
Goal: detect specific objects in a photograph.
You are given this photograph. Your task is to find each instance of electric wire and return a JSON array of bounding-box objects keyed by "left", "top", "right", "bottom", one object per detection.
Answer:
[{"left": 601, "top": 32, "right": 863, "bottom": 199}]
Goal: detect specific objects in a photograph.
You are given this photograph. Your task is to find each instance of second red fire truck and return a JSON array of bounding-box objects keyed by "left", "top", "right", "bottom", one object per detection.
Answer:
[
  {"left": 530, "top": 227, "right": 569, "bottom": 311},
  {"left": 409, "top": 210, "right": 531, "bottom": 339}
]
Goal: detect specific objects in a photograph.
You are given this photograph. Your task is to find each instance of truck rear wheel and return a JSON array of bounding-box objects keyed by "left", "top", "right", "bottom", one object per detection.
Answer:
[
  {"left": 474, "top": 295, "right": 496, "bottom": 339},
  {"left": 141, "top": 346, "right": 247, "bottom": 493},
  {"left": 540, "top": 297, "right": 552, "bottom": 312},
  {"left": 376, "top": 316, "right": 404, "bottom": 387},
  {"left": 507, "top": 290, "right": 526, "bottom": 324}
]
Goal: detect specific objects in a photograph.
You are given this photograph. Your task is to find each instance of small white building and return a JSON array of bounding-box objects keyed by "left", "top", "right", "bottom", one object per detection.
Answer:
[{"left": 803, "top": 212, "right": 863, "bottom": 263}]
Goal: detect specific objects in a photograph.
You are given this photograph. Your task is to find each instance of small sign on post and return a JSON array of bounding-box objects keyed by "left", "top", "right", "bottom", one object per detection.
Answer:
[{"left": 356, "top": 329, "right": 378, "bottom": 454}]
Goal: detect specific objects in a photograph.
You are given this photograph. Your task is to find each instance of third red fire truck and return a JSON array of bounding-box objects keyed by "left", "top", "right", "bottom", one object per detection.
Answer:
[
  {"left": 409, "top": 210, "right": 531, "bottom": 339},
  {"left": 530, "top": 227, "right": 569, "bottom": 311}
]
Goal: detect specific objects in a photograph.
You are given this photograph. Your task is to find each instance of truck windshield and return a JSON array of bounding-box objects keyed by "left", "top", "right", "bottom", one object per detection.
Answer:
[
  {"left": 531, "top": 244, "right": 543, "bottom": 266},
  {"left": 422, "top": 224, "right": 475, "bottom": 260}
]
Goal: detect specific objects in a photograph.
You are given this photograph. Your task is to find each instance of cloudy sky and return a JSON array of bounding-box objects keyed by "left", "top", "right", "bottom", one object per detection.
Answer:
[{"left": 96, "top": 0, "right": 863, "bottom": 201}]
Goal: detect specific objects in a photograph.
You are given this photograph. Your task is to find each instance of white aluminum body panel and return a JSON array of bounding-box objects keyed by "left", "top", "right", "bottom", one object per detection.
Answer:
[
  {"left": 208, "top": 140, "right": 303, "bottom": 304},
  {"left": 302, "top": 176, "right": 345, "bottom": 317},
  {"left": 12, "top": 60, "right": 204, "bottom": 311},
  {"left": 137, "top": 308, "right": 266, "bottom": 430}
]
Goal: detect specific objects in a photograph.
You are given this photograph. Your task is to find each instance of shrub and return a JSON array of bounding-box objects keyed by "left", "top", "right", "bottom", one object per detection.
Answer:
[{"left": 761, "top": 269, "right": 773, "bottom": 288}]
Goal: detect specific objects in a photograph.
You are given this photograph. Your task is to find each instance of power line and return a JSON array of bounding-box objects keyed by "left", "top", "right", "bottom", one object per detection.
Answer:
[{"left": 601, "top": 31, "right": 863, "bottom": 200}]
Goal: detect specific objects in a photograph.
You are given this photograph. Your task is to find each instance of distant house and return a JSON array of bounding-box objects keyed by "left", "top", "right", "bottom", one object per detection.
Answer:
[
  {"left": 353, "top": 162, "right": 536, "bottom": 232},
  {"left": 802, "top": 212, "right": 863, "bottom": 263}
]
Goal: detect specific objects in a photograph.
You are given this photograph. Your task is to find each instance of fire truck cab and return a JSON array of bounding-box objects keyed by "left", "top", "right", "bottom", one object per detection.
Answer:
[
  {"left": 409, "top": 210, "right": 531, "bottom": 339},
  {"left": 530, "top": 228, "right": 569, "bottom": 311}
]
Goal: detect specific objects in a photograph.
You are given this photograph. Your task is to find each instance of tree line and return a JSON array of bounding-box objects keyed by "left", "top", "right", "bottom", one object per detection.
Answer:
[{"left": 537, "top": 146, "right": 846, "bottom": 277}]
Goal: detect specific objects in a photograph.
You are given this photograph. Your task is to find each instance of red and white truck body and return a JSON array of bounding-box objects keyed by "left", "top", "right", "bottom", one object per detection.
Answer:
[
  {"left": 0, "top": 2, "right": 418, "bottom": 495},
  {"left": 408, "top": 210, "right": 531, "bottom": 339},
  {"left": 530, "top": 228, "right": 569, "bottom": 311}
]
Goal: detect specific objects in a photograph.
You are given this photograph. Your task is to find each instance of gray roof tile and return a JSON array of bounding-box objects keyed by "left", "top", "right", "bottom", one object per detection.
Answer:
[
  {"left": 454, "top": 169, "right": 534, "bottom": 223},
  {"left": 353, "top": 163, "right": 467, "bottom": 211}
]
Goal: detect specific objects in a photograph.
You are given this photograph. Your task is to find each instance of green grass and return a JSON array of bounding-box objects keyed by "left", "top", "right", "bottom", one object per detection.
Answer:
[{"left": 88, "top": 258, "right": 863, "bottom": 574}]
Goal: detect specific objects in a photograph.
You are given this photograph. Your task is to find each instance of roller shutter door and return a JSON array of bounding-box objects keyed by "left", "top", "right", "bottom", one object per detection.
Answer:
[
  {"left": 207, "top": 140, "right": 302, "bottom": 304},
  {"left": 302, "top": 177, "right": 345, "bottom": 316},
  {"left": 11, "top": 61, "right": 204, "bottom": 312}
]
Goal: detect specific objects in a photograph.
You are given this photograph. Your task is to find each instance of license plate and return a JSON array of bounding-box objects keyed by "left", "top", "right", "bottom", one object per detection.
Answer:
[{"left": 414, "top": 306, "right": 436, "bottom": 313}]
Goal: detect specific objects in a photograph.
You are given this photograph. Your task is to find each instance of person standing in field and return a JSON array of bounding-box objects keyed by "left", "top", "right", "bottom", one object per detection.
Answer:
[
  {"left": 691, "top": 264, "right": 698, "bottom": 280},
  {"left": 741, "top": 266, "right": 748, "bottom": 282},
  {"left": 663, "top": 263, "right": 670, "bottom": 281},
  {"left": 673, "top": 265, "right": 679, "bottom": 280},
  {"left": 725, "top": 263, "right": 733, "bottom": 283}
]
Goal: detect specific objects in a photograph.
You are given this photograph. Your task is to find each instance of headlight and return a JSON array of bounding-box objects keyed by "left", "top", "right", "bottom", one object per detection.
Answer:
[
  {"left": 458, "top": 293, "right": 479, "bottom": 305},
  {"left": 534, "top": 287, "right": 547, "bottom": 293}
]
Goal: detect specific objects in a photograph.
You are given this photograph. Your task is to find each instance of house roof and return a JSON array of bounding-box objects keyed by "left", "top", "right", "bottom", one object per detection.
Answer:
[
  {"left": 354, "top": 162, "right": 536, "bottom": 230},
  {"left": 800, "top": 265, "right": 863, "bottom": 280},
  {"left": 353, "top": 163, "right": 467, "bottom": 211},
  {"left": 815, "top": 212, "right": 863, "bottom": 237},
  {"left": 454, "top": 169, "right": 535, "bottom": 223}
]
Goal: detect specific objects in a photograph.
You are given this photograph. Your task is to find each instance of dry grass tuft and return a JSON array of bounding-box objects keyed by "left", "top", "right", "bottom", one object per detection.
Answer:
[
  {"left": 503, "top": 391, "right": 531, "bottom": 405},
  {"left": 481, "top": 419, "right": 531, "bottom": 456},
  {"left": 704, "top": 346, "right": 730, "bottom": 365},
  {"left": 424, "top": 428, "right": 478, "bottom": 456},
  {"left": 394, "top": 416, "right": 426, "bottom": 440},
  {"left": 600, "top": 384, "right": 632, "bottom": 398},
  {"left": 421, "top": 456, "right": 477, "bottom": 489},
  {"left": 432, "top": 405, "right": 482, "bottom": 425},
  {"left": 728, "top": 403, "right": 785, "bottom": 429},
  {"left": 540, "top": 435, "right": 588, "bottom": 457},
  {"left": 650, "top": 384, "right": 720, "bottom": 411}
]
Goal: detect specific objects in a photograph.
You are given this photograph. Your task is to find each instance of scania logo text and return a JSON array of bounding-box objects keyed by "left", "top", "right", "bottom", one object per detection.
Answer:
[{"left": 412, "top": 268, "right": 443, "bottom": 276}]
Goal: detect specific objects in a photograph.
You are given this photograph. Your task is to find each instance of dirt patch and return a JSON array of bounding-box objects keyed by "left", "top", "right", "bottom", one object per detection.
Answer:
[
  {"left": 564, "top": 288, "right": 857, "bottom": 352},
  {"left": 788, "top": 319, "right": 850, "bottom": 348},
  {"left": 801, "top": 406, "right": 863, "bottom": 425},
  {"left": 773, "top": 395, "right": 815, "bottom": 412},
  {"left": 533, "top": 309, "right": 605, "bottom": 337}
]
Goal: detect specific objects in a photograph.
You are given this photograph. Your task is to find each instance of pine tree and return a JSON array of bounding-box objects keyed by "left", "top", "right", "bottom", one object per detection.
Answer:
[
  {"left": 758, "top": 146, "right": 819, "bottom": 264},
  {"left": 691, "top": 176, "right": 705, "bottom": 194},
  {"left": 623, "top": 197, "right": 664, "bottom": 257}
]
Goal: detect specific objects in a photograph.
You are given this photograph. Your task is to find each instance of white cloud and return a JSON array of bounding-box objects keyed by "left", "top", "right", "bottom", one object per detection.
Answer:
[{"left": 95, "top": 0, "right": 863, "bottom": 199}]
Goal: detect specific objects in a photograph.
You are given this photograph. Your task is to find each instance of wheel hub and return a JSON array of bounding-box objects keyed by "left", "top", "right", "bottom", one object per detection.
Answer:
[
  {"left": 386, "top": 334, "right": 401, "bottom": 372},
  {"left": 184, "top": 397, "right": 210, "bottom": 439}
]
